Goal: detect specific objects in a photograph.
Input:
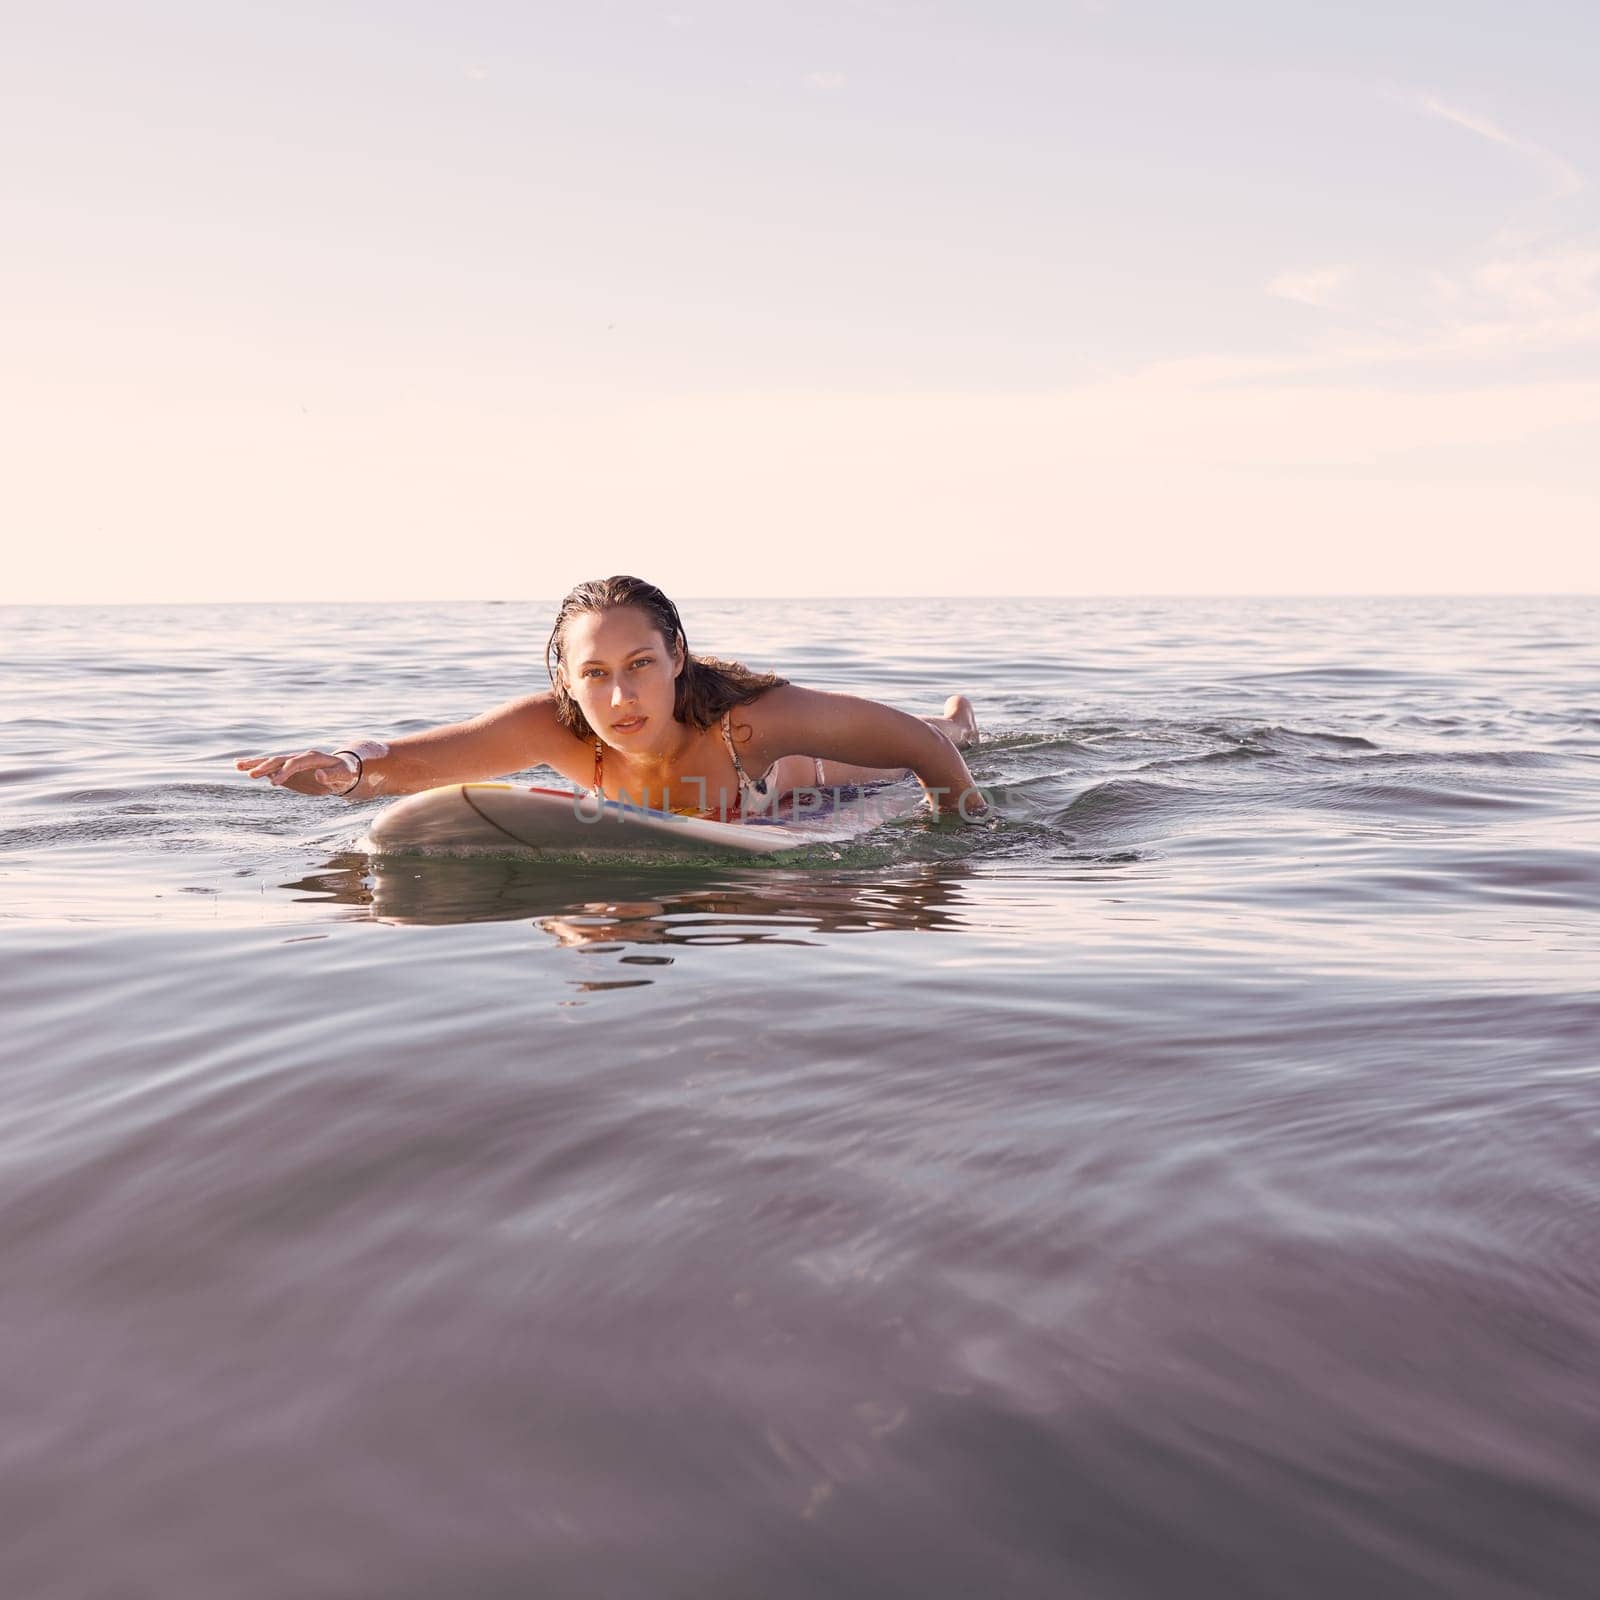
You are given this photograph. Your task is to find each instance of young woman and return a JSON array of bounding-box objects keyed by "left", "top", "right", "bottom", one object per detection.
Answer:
[{"left": 236, "top": 576, "right": 985, "bottom": 821}]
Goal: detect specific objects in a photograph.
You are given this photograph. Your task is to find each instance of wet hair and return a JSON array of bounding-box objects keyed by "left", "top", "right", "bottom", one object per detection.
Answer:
[{"left": 545, "top": 575, "right": 787, "bottom": 742}]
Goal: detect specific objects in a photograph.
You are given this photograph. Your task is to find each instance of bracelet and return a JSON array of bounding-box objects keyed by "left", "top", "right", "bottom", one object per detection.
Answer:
[{"left": 332, "top": 751, "right": 363, "bottom": 797}]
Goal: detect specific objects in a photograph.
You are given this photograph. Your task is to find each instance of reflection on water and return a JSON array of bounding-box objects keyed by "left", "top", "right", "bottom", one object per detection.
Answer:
[{"left": 286, "top": 851, "right": 979, "bottom": 973}]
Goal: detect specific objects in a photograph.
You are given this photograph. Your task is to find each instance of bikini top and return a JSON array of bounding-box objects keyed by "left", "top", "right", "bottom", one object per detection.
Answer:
[{"left": 590, "top": 710, "right": 777, "bottom": 815}]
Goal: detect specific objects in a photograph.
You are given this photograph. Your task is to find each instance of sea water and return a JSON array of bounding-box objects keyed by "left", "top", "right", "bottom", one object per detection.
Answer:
[{"left": 2, "top": 596, "right": 1597, "bottom": 1598}]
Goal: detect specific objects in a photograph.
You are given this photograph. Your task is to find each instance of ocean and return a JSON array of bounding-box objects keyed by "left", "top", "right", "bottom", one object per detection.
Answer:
[{"left": 3, "top": 595, "right": 1597, "bottom": 1598}]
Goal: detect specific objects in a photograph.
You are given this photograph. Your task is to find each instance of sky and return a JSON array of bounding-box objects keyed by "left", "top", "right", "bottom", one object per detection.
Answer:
[{"left": 5, "top": 0, "right": 1599, "bottom": 601}]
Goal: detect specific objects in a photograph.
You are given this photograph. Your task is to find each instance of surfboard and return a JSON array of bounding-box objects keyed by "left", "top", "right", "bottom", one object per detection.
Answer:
[{"left": 362, "top": 782, "right": 923, "bottom": 859}]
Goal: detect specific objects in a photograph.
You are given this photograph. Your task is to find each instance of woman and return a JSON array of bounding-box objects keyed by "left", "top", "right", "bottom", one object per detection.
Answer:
[{"left": 236, "top": 576, "right": 985, "bottom": 821}]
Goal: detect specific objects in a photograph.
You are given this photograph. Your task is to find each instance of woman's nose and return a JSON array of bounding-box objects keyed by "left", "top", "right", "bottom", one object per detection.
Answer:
[{"left": 610, "top": 680, "right": 636, "bottom": 706}]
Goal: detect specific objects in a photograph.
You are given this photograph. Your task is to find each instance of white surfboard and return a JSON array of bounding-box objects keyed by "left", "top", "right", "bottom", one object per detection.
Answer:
[{"left": 362, "top": 782, "right": 923, "bottom": 859}]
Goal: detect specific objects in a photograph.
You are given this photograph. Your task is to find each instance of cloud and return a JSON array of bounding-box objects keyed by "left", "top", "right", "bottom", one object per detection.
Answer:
[
  {"left": 464, "top": 65, "right": 490, "bottom": 81},
  {"left": 1409, "top": 246, "right": 1600, "bottom": 358},
  {"left": 1417, "top": 95, "right": 1516, "bottom": 148},
  {"left": 1267, "top": 266, "right": 1349, "bottom": 310},
  {"left": 1403, "top": 97, "right": 1596, "bottom": 346},
  {"left": 1276, "top": 92, "right": 1600, "bottom": 365},
  {"left": 1474, "top": 250, "right": 1600, "bottom": 315},
  {"left": 1415, "top": 92, "right": 1584, "bottom": 201},
  {"left": 803, "top": 71, "right": 847, "bottom": 93}
]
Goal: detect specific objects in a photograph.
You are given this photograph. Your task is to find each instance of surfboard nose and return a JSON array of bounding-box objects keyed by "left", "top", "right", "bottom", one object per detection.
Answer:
[{"left": 364, "top": 786, "right": 484, "bottom": 850}]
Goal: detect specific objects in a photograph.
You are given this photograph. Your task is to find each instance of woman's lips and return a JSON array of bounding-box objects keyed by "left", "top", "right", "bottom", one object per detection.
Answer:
[{"left": 612, "top": 716, "right": 646, "bottom": 732}]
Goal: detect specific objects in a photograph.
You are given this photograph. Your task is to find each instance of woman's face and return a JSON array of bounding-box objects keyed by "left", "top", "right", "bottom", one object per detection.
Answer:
[{"left": 561, "top": 605, "right": 685, "bottom": 749}]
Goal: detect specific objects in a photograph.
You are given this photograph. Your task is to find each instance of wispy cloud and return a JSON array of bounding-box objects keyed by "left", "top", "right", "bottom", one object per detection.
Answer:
[
  {"left": 1473, "top": 250, "right": 1600, "bottom": 315},
  {"left": 1259, "top": 93, "right": 1600, "bottom": 368},
  {"left": 1418, "top": 96, "right": 1516, "bottom": 148},
  {"left": 1415, "top": 93, "right": 1583, "bottom": 200},
  {"left": 1267, "top": 266, "right": 1349, "bottom": 310},
  {"left": 1406, "top": 97, "right": 1596, "bottom": 347},
  {"left": 1412, "top": 247, "right": 1600, "bottom": 358},
  {"left": 803, "top": 71, "right": 847, "bottom": 94}
]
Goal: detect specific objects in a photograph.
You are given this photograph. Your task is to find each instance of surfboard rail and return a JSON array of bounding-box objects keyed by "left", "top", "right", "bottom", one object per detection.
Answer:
[{"left": 363, "top": 781, "right": 920, "bottom": 857}]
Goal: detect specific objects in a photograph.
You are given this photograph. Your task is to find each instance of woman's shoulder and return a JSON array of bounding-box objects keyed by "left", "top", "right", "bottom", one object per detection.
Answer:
[
  {"left": 722, "top": 683, "right": 836, "bottom": 759},
  {"left": 720, "top": 680, "right": 804, "bottom": 723}
]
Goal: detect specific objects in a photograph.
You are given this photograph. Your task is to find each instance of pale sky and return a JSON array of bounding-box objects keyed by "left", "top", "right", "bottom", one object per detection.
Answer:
[{"left": 6, "top": 0, "right": 1599, "bottom": 601}]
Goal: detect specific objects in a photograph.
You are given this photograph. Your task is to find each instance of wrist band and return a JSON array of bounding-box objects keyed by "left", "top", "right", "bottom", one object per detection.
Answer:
[
  {"left": 329, "top": 739, "right": 387, "bottom": 798},
  {"left": 332, "top": 751, "right": 363, "bottom": 797}
]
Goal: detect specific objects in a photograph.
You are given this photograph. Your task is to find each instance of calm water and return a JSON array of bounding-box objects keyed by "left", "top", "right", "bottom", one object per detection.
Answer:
[{"left": 2, "top": 596, "right": 1598, "bottom": 1599}]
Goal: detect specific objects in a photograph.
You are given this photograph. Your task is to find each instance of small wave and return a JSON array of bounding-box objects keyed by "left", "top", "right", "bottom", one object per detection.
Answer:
[
  {"left": 1235, "top": 664, "right": 1443, "bottom": 685},
  {"left": 1195, "top": 723, "right": 1379, "bottom": 752},
  {"left": 971, "top": 731, "right": 1102, "bottom": 758},
  {"left": 1309, "top": 748, "right": 1572, "bottom": 772},
  {"left": 1300, "top": 780, "right": 1544, "bottom": 818},
  {"left": 52, "top": 787, "right": 156, "bottom": 806},
  {"left": 90, "top": 662, "right": 221, "bottom": 676},
  {"left": 2, "top": 815, "right": 178, "bottom": 850},
  {"left": 1053, "top": 777, "right": 1200, "bottom": 830},
  {"left": 0, "top": 765, "right": 69, "bottom": 787},
  {"left": 1450, "top": 847, "right": 1600, "bottom": 906},
  {"left": 1140, "top": 744, "right": 1267, "bottom": 771},
  {"left": 1244, "top": 846, "right": 1600, "bottom": 911}
]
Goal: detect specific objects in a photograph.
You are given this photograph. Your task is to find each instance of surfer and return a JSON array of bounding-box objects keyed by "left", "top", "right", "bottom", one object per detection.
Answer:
[{"left": 236, "top": 575, "right": 985, "bottom": 820}]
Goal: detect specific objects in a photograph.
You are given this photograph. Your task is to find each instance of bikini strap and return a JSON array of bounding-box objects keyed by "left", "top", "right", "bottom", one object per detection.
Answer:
[
  {"left": 592, "top": 738, "right": 603, "bottom": 797},
  {"left": 719, "top": 711, "right": 766, "bottom": 802},
  {"left": 717, "top": 711, "right": 746, "bottom": 779}
]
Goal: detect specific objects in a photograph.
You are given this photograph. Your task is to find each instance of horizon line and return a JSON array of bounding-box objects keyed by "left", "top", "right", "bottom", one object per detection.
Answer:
[{"left": 6, "top": 591, "right": 1598, "bottom": 608}]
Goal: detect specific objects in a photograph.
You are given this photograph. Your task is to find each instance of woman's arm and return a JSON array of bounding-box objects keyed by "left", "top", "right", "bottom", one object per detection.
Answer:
[
  {"left": 744, "top": 686, "right": 986, "bottom": 818},
  {"left": 235, "top": 693, "right": 575, "bottom": 799}
]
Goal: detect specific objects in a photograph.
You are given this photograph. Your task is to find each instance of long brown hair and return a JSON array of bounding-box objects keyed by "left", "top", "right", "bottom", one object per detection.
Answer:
[{"left": 545, "top": 576, "right": 787, "bottom": 742}]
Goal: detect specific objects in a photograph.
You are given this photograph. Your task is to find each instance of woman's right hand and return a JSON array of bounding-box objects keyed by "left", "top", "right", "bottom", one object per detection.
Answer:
[{"left": 235, "top": 750, "right": 357, "bottom": 796}]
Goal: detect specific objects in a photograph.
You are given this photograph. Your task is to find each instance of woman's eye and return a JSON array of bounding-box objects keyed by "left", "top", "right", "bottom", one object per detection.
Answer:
[
  {"left": 582, "top": 668, "right": 605, "bottom": 679},
  {"left": 631, "top": 658, "right": 653, "bottom": 670}
]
